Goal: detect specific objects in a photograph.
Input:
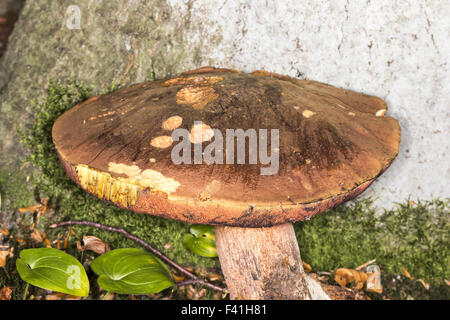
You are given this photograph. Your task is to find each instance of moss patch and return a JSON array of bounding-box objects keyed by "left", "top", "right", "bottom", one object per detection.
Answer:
[{"left": 295, "top": 198, "right": 450, "bottom": 299}]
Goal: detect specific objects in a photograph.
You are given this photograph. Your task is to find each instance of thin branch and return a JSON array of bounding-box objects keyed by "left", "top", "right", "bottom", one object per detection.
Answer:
[
  {"left": 355, "top": 258, "right": 377, "bottom": 271},
  {"left": 174, "top": 279, "right": 199, "bottom": 287},
  {"left": 50, "top": 220, "right": 226, "bottom": 293}
]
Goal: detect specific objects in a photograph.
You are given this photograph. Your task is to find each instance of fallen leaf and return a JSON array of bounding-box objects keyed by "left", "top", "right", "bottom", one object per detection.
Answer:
[
  {"left": 100, "top": 292, "right": 115, "bottom": 300},
  {"left": 44, "top": 238, "right": 52, "bottom": 248},
  {"left": 63, "top": 229, "right": 72, "bottom": 249},
  {"left": 46, "top": 293, "right": 82, "bottom": 300},
  {"left": 77, "top": 235, "right": 110, "bottom": 255},
  {"left": 173, "top": 275, "right": 185, "bottom": 282},
  {"left": 0, "top": 222, "right": 9, "bottom": 236},
  {"left": 207, "top": 273, "right": 224, "bottom": 282},
  {"left": 30, "top": 229, "right": 43, "bottom": 243},
  {"left": 334, "top": 268, "right": 368, "bottom": 290},
  {"left": 0, "top": 249, "right": 14, "bottom": 267},
  {"left": 402, "top": 266, "right": 414, "bottom": 280},
  {"left": 418, "top": 279, "right": 430, "bottom": 290},
  {"left": 0, "top": 286, "right": 12, "bottom": 300},
  {"left": 18, "top": 200, "right": 48, "bottom": 215},
  {"left": 147, "top": 293, "right": 162, "bottom": 300},
  {"left": 366, "top": 265, "right": 383, "bottom": 294},
  {"left": 186, "top": 285, "right": 206, "bottom": 300},
  {"left": 302, "top": 261, "right": 312, "bottom": 273}
]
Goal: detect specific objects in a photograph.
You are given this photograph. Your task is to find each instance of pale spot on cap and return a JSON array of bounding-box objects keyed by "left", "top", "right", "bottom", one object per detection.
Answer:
[
  {"left": 189, "top": 123, "right": 214, "bottom": 143},
  {"left": 302, "top": 110, "right": 316, "bottom": 118},
  {"left": 176, "top": 86, "right": 219, "bottom": 110},
  {"left": 150, "top": 136, "right": 173, "bottom": 148},
  {"left": 162, "top": 116, "right": 183, "bottom": 130}
]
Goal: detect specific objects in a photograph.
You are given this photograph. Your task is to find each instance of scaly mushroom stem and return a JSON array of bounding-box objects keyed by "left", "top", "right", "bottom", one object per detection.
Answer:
[{"left": 215, "top": 223, "right": 330, "bottom": 300}]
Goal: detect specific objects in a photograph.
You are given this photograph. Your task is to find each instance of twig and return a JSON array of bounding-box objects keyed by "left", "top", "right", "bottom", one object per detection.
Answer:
[
  {"left": 50, "top": 220, "right": 226, "bottom": 293},
  {"left": 174, "top": 279, "right": 200, "bottom": 287},
  {"left": 356, "top": 259, "right": 377, "bottom": 271}
]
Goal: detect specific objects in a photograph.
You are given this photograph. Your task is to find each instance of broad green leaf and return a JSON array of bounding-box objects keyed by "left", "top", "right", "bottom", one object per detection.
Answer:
[
  {"left": 16, "top": 248, "right": 89, "bottom": 297},
  {"left": 184, "top": 225, "right": 218, "bottom": 257},
  {"left": 190, "top": 225, "right": 216, "bottom": 241},
  {"left": 90, "top": 248, "right": 174, "bottom": 295}
]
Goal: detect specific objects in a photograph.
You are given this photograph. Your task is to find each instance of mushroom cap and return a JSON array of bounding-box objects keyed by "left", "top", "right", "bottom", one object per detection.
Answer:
[{"left": 52, "top": 67, "right": 400, "bottom": 227}]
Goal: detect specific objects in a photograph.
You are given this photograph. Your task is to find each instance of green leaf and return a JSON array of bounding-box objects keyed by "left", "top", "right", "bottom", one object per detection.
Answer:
[
  {"left": 190, "top": 225, "right": 216, "bottom": 241},
  {"left": 184, "top": 225, "right": 218, "bottom": 258},
  {"left": 16, "top": 248, "right": 89, "bottom": 297},
  {"left": 90, "top": 248, "right": 174, "bottom": 295}
]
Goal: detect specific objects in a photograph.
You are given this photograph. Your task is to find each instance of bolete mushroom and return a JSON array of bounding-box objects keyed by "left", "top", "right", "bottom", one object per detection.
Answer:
[{"left": 52, "top": 67, "right": 400, "bottom": 299}]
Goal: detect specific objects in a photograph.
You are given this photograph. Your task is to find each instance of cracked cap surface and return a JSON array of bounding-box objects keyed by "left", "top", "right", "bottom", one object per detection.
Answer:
[{"left": 52, "top": 66, "right": 401, "bottom": 227}]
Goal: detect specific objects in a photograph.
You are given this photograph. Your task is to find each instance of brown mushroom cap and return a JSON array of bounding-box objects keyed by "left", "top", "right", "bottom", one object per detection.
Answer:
[{"left": 52, "top": 67, "right": 400, "bottom": 227}]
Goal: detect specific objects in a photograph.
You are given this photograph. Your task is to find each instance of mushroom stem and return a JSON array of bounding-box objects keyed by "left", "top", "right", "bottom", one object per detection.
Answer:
[{"left": 215, "top": 223, "right": 330, "bottom": 300}]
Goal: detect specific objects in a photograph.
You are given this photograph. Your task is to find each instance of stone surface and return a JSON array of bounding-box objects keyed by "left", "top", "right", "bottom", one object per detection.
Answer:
[{"left": 0, "top": 0, "right": 448, "bottom": 211}]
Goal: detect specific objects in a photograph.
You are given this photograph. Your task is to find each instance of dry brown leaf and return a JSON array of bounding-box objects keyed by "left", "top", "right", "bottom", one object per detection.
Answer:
[
  {"left": 366, "top": 265, "right": 383, "bottom": 294},
  {"left": 147, "top": 293, "right": 162, "bottom": 299},
  {"left": 63, "top": 229, "right": 72, "bottom": 249},
  {"left": 44, "top": 238, "right": 52, "bottom": 248},
  {"left": 100, "top": 292, "right": 115, "bottom": 300},
  {"left": 30, "top": 229, "right": 43, "bottom": 243},
  {"left": 77, "top": 235, "right": 110, "bottom": 255},
  {"left": 173, "top": 275, "right": 185, "bottom": 282},
  {"left": 186, "top": 285, "right": 207, "bottom": 300},
  {"left": 54, "top": 234, "right": 62, "bottom": 249},
  {"left": 402, "top": 266, "right": 414, "bottom": 280},
  {"left": 418, "top": 279, "right": 430, "bottom": 290},
  {"left": 0, "top": 286, "right": 12, "bottom": 300},
  {"left": 207, "top": 273, "right": 224, "bottom": 282},
  {"left": 0, "top": 222, "right": 9, "bottom": 236},
  {"left": 18, "top": 200, "right": 48, "bottom": 215},
  {"left": 0, "top": 249, "right": 14, "bottom": 267},
  {"left": 16, "top": 237, "right": 25, "bottom": 243},
  {"left": 334, "top": 268, "right": 369, "bottom": 290},
  {"left": 46, "top": 293, "right": 82, "bottom": 300},
  {"left": 302, "top": 261, "right": 312, "bottom": 273}
]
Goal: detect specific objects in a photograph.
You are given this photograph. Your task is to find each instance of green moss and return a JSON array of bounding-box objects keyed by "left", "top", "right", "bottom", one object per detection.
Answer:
[
  {"left": 0, "top": 168, "right": 35, "bottom": 211},
  {"left": 294, "top": 198, "right": 450, "bottom": 299}
]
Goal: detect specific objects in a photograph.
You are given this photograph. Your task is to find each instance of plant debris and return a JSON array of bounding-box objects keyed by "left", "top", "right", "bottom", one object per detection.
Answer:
[{"left": 76, "top": 235, "right": 110, "bottom": 255}]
